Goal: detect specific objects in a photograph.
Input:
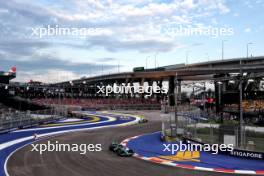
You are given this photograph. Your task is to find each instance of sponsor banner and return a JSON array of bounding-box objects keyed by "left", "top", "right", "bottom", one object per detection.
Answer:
[
  {"left": 230, "top": 149, "right": 263, "bottom": 160},
  {"left": 183, "top": 137, "right": 264, "bottom": 160}
]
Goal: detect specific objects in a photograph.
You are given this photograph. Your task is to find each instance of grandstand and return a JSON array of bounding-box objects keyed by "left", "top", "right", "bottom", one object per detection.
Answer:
[
  {"left": 32, "top": 98, "right": 160, "bottom": 110},
  {"left": 0, "top": 102, "right": 14, "bottom": 115},
  {"left": 1, "top": 57, "right": 264, "bottom": 123},
  {"left": 1, "top": 59, "right": 264, "bottom": 175},
  {"left": 0, "top": 68, "right": 63, "bottom": 132},
  {"left": 0, "top": 68, "right": 18, "bottom": 115},
  {"left": 0, "top": 68, "right": 16, "bottom": 97}
]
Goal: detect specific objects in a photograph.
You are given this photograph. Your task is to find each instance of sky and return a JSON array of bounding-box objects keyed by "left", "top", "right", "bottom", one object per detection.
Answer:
[{"left": 0, "top": 0, "right": 263, "bottom": 83}]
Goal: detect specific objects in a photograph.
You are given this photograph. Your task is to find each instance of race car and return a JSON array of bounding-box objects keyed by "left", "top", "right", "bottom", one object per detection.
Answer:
[
  {"left": 138, "top": 118, "right": 148, "bottom": 123},
  {"left": 109, "top": 142, "right": 119, "bottom": 151},
  {"left": 109, "top": 142, "right": 134, "bottom": 157}
]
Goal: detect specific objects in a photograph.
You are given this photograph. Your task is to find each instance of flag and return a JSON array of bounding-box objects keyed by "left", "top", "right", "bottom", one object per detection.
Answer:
[{"left": 9, "top": 66, "right": 16, "bottom": 73}]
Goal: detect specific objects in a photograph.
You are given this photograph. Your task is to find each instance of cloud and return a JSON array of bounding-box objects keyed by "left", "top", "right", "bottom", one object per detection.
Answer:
[
  {"left": 0, "top": 56, "right": 116, "bottom": 77},
  {"left": 15, "top": 70, "right": 81, "bottom": 83},
  {"left": 244, "top": 27, "right": 251, "bottom": 33},
  {"left": 233, "top": 13, "right": 239, "bottom": 17},
  {"left": 95, "top": 57, "right": 117, "bottom": 62},
  {"left": 0, "top": 39, "right": 50, "bottom": 57},
  {"left": 0, "top": 0, "right": 234, "bottom": 82},
  {"left": 0, "top": 0, "right": 231, "bottom": 51},
  {"left": 84, "top": 35, "right": 179, "bottom": 52}
]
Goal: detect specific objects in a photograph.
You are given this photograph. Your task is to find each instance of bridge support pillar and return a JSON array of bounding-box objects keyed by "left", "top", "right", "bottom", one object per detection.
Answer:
[
  {"left": 156, "top": 79, "right": 163, "bottom": 103},
  {"left": 140, "top": 78, "right": 145, "bottom": 99}
]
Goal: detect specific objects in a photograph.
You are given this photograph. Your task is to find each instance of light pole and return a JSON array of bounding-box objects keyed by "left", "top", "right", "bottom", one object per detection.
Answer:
[
  {"left": 186, "top": 51, "right": 190, "bottom": 65},
  {"left": 203, "top": 82, "right": 206, "bottom": 112},
  {"left": 247, "top": 42, "right": 253, "bottom": 58},
  {"left": 206, "top": 53, "right": 210, "bottom": 62},
  {"left": 239, "top": 56, "right": 244, "bottom": 148},
  {"left": 217, "top": 81, "right": 222, "bottom": 121},
  {"left": 101, "top": 64, "right": 103, "bottom": 75},
  {"left": 222, "top": 40, "right": 227, "bottom": 60},
  {"left": 117, "top": 60, "right": 120, "bottom": 73},
  {"left": 184, "top": 43, "right": 203, "bottom": 65},
  {"left": 145, "top": 56, "right": 150, "bottom": 70},
  {"left": 88, "top": 66, "right": 90, "bottom": 77},
  {"left": 173, "top": 73, "right": 179, "bottom": 137},
  {"left": 82, "top": 81, "right": 86, "bottom": 98},
  {"left": 154, "top": 52, "right": 159, "bottom": 69},
  {"left": 69, "top": 81, "right": 74, "bottom": 105}
]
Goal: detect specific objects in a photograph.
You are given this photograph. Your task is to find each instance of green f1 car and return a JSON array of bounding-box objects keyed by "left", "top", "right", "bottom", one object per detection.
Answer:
[{"left": 109, "top": 142, "right": 134, "bottom": 157}]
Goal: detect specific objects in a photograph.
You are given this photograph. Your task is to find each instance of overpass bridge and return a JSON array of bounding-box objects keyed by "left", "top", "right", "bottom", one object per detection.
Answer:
[
  {"left": 2, "top": 56, "right": 264, "bottom": 105},
  {"left": 54, "top": 56, "right": 264, "bottom": 87}
]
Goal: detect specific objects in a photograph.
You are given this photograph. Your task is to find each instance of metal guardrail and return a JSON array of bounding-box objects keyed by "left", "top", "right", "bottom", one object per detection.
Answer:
[{"left": 0, "top": 108, "right": 66, "bottom": 133}]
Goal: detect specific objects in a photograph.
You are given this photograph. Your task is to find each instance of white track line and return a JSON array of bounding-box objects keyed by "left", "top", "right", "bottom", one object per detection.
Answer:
[{"left": 3, "top": 113, "right": 140, "bottom": 176}]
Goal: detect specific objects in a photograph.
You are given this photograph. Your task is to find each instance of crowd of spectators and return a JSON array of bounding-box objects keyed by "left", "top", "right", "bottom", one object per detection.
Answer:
[
  {"left": 224, "top": 100, "right": 264, "bottom": 113},
  {"left": 0, "top": 103, "right": 18, "bottom": 122},
  {"left": 32, "top": 98, "right": 160, "bottom": 109},
  {"left": 0, "top": 103, "right": 14, "bottom": 115}
]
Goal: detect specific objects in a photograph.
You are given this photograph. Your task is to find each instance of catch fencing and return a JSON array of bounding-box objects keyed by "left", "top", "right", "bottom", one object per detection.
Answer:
[{"left": 0, "top": 107, "right": 67, "bottom": 133}]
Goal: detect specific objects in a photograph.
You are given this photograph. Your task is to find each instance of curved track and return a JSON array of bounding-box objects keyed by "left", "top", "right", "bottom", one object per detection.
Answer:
[
  {"left": 7, "top": 112, "right": 252, "bottom": 176},
  {"left": 0, "top": 111, "right": 139, "bottom": 176}
]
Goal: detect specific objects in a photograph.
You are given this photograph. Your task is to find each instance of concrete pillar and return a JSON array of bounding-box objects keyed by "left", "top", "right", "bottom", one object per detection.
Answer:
[
  {"left": 125, "top": 78, "right": 130, "bottom": 99},
  {"left": 168, "top": 76, "right": 175, "bottom": 106},
  {"left": 157, "top": 79, "right": 163, "bottom": 102},
  {"left": 130, "top": 80, "right": 134, "bottom": 98},
  {"left": 177, "top": 79, "right": 182, "bottom": 103},
  {"left": 140, "top": 78, "right": 145, "bottom": 99},
  {"left": 148, "top": 80, "right": 153, "bottom": 99}
]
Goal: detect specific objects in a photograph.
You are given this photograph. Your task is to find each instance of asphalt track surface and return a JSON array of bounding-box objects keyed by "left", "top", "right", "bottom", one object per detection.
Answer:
[
  {"left": 0, "top": 111, "right": 138, "bottom": 176},
  {"left": 7, "top": 114, "right": 252, "bottom": 176}
]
